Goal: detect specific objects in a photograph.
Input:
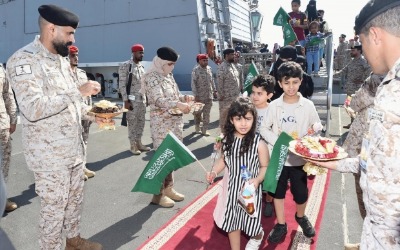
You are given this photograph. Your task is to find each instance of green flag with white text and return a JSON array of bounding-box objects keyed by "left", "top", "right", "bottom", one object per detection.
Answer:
[
  {"left": 273, "top": 7, "right": 290, "bottom": 26},
  {"left": 283, "top": 22, "right": 297, "bottom": 46},
  {"left": 263, "top": 132, "right": 293, "bottom": 193},
  {"left": 242, "top": 61, "right": 259, "bottom": 95},
  {"left": 132, "top": 132, "right": 196, "bottom": 194}
]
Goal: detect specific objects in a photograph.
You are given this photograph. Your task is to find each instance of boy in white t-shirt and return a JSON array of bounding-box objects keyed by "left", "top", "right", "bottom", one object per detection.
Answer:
[{"left": 251, "top": 75, "right": 275, "bottom": 217}]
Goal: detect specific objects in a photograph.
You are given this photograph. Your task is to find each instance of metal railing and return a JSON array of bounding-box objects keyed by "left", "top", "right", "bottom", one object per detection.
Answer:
[{"left": 324, "top": 34, "right": 334, "bottom": 134}]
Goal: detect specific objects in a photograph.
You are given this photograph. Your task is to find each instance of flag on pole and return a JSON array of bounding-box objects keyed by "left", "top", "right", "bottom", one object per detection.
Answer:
[
  {"left": 242, "top": 61, "right": 259, "bottom": 95},
  {"left": 273, "top": 7, "right": 290, "bottom": 26},
  {"left": 263, "top": 132, "right": 293, "bottom": 193},
  {"left": 283, "top": 22, "right": 298, "bottom": 46},
  {"left": 132, "top": 132, "right": 196, "bottom": 194}
]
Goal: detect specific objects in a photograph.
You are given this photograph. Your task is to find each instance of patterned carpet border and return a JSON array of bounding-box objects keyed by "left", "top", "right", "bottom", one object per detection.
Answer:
[{"left": 139, "top": 183, "right": 220, "bottom": 250}]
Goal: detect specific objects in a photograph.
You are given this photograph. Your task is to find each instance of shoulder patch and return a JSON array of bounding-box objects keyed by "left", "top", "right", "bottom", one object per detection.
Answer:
[{"left": 15, "top": 65, "right": 32, "bottom": 76}]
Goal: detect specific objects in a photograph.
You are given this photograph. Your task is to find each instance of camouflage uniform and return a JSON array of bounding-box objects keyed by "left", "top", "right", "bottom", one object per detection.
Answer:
[
  {"left": 217, "top": 61, "right": 241, "bottom": 130},
  {"left": 118, "top": 60, "right": 146, "bottom": 146},
  {"left": 337, "top": 58, "right": 400, "bottom": 249},
  {"left": 337, "top": 56, "right": 371, "bottom": 96},
  {"left": 73, "top": 68, "right": 92, "bottom": 144},
  {"left": 191, "top": 64, "right": 216, "bottom": 131},
  {"left": 335, "top": 41, "right": 350, "bottom": 70},
  {"left": 0, "top": 64, "right": 17, "bottom": 182},
  {"left": 6, "top": 36, "right": 94, "bottom": 249},
  {"left": 142, "top": 71, "right": 186, "bottom": 190}
]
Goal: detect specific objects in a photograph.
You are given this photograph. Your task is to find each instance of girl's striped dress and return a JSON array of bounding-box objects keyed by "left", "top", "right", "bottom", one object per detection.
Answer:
[{"left": 213, "top": 134, "right": 263, "bottom": 237}]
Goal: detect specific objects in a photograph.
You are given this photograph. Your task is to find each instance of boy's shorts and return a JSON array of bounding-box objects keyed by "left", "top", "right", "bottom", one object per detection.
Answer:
[{"left": 268, "top": 165, "right": 308, "bottom": 204}]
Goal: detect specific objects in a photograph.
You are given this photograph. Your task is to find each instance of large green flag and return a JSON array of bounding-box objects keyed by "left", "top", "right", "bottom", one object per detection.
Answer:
[
  {"left": 132, "top": 132, "right": 196, "bottom": 194},
  {"left": 273, "top": 7, "right": 290, "bottom": 26},
  {"left": 283, "top": 22, "right": 298, "bottom": 46},
  {"left": 242, "top": 61, "right": 259, "bottom": 95},
  {"left": 263, "top": 132, "right": 293, "bottom": 193}
]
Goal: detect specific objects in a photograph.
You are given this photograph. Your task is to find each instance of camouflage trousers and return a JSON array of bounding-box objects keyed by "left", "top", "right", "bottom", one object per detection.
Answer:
[
  {"left": 150, "top": 114, "right": 183, "bottom": 190},
  {"left": 193, "top": 99, "right": 213, "bottom": 130},
  {"left": 361, "top": 217, "right": 400, "bottom": 249},
  {"left": 34, "top": 163, "right": 84, "bottom": 250},
  {"left": 127, "top": 101, "right": 146, "bottom": 145},
  {"left": 219, "top": 98, "right": 236, "bottom": 131},
  {"left": 0, "top": 129, "right": 12, "bottom": 182},
  {"left": 81, "top": 120, "right": 92, "bottom": 144}
]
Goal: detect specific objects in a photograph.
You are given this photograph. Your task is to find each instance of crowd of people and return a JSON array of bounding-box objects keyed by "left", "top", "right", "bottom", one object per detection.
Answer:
[{"left": 1, "top": 0, "right": 400, "bottom": 249}]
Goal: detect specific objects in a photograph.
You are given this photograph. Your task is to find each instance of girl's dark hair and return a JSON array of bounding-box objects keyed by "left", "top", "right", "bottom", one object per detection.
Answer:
[
  {"left": 252, "top": 74, "right": 275, "bottom": 94},
  {"left": 222, "top": 97, "right": 257, "bottom": 156},
  {"left": 277, "top": 61, "right": 303, "bottom": 82}
]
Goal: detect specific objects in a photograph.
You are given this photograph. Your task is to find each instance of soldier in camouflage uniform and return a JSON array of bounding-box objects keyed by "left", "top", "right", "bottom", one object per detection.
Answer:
[
  {"left": 312, "top": 2, "right": 400, "bottom": 249},
  {"left": 217, "top": 48, "right": 241, "bottom": 131},
  {"left": 233, "top": 52, "right": 244, "bottom": 86},
  {"left": 142, "top": 47, "right": 194, "bottom": 208},
  {"left": 118, "top": 44, "right": 150, "bottom": 155},
  {"left": 191, "top": 54, "right": 216, "bottom": 136},
  {"left": 6, "top": 5, "right": 106, "bottom": 250},
  {"left": 68, "top": 45, "right": 96, "bottom": 180},
  {"left": 0, "top": 64, "right": 18, "bottom": 213},
  {"left": 334, "top": 34, "right": 350, "bottom": 71}
]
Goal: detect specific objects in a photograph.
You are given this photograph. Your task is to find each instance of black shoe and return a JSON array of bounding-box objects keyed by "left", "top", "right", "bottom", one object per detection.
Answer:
[
  {"left": 263, "top": 202, "right": 274, "bottom": 217},
  {"left": 268, "top": 223, "right": 287, "bottom": 243},
  {"left": 343, "top": 124, "right": 351, "bottom": 129},
  {"left": 295, "top": 213, "right": 315, "bottom": 238}
]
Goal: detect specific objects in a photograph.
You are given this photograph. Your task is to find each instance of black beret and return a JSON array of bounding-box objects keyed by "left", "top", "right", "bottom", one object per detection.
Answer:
[
  {"left": 295, "top": 55, "right": 306, "bottom": 64},
  {"left": 355, "top": 0, "right": 400, "bottom": 35},
  {"left": 340, "top": 34, "right": 346, "bottom": 38},
  {"left": 157, "top": 47, "right": 179, "bottom": 62},
  {"left": 279, "top": 45, "right": 297, "bottom": 60},
  {"left": 223, "top": 48, "right": 235, "bottom": 56},
  {"left": 38, "top": 5, "right": 79, "bottom": 29},
  {"left": 352, "top": 45, "right": 362, "bottom": 50}
]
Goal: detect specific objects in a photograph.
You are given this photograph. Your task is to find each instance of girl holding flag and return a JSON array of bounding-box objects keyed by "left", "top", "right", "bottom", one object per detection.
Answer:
[{"left": 206, "top": 97, "right": 270, "bottom": 250}]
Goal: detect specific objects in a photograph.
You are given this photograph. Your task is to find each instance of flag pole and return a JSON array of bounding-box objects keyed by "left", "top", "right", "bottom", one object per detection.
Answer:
[{"left": 196, "top": 159, "right": 208, "bottom": 173}]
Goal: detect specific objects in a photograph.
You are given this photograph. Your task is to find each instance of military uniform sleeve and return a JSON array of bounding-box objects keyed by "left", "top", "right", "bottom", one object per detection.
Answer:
[
  {"left": 145, "top": 75, "right": 178, "bottom": 109},
  {"left": 191, "top": 68, "right": 198, "bottom": 96},
  {"left": 211, "top": 70, "right": 216, "bottom": 92},
  {"left": 118, "top": 62, "right": 129, "bottom": 101},
  {"left": 336, "top": 157, "right": 360, "bottom": 173},
  {"left": 6, "top": 58, "right": 81, "bottom": 122},
  {"left": 2, "top": 68, "right": 17, "bottom": 124},
  {"left": 350, "top": 84, "right": 374, "bottom": 112},
  {"left": 217, "top": 65, "right": 225, "bottom": 96}
]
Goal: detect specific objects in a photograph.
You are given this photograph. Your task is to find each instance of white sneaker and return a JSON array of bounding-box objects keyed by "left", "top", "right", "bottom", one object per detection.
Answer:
[{"left": 245, "top": 231, "right": 264, "bottom": 250}]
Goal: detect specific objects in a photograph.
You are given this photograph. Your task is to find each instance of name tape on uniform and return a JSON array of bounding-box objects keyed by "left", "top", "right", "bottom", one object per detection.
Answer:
[{"left": 15, "top": 65, "right": 32, "bottom": 76}]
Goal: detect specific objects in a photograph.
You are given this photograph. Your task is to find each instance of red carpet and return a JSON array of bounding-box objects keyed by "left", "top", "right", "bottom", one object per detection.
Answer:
[{"left": 139, "top": 171, "right": 331, "bottom": 250}]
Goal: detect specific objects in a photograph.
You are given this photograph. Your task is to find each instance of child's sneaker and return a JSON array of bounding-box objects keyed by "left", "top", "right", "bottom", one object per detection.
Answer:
[
  {"left": 263, "top": 202, "right": 274, "bottom": 217},
  {"left": 245, "top": 231, "right": 264, "bottom": 250},
  {"left": 268, "top": 223, "right": 287, "bottom": 243},
  {"left": 295, "top": 213, "right": 316, "bottom": 237}
]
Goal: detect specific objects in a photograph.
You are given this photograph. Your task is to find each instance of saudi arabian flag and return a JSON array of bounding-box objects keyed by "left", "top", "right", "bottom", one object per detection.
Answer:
[
  {"left": 283, "top": 22, "right": 298, "bottom": 46},
  {"left": 132, "top": 132, "right": 196, "bottom": 194},
  {"left": 242, "top": 61, "right": 259, "bottom": 95},
  {"left": 263, "top": 132, "right": 293, "bottom": 193},
  {"left": 273, "top": 7, "right": 290, "bottom": 26}
]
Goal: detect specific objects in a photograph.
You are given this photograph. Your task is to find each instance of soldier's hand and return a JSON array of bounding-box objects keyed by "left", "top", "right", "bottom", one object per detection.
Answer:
[
  {"left": 124, "top": 100, "right": 133, "bottom": 110},
  {"left": 9, "top": 124, "right": 16, "bottom": 134},
  {"left": 95, "top": 116, "right": 115, "bottom": 126},
  {"left": 177, "top": 102, "right": 191, "bottom": 114},
  {"left": 184, "top": 95, "right": 195, "bottom": 103},
  {"left": 79, "top": 80, "right": 101, "bottom": 97}
]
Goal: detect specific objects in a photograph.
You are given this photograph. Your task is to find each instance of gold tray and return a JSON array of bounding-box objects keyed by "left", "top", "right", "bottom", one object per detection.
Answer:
[{"left": 288, "top": 140, "right": 348, "bottom": 161}]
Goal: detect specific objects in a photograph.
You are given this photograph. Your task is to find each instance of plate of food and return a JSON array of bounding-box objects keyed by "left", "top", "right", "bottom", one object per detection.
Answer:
[
  {"left": 168, "top": 108, "right": 183, "bottom": 116},
  {"left": 89, "top": 100, "right": 127, "bottom": 119},
  {"left": 288, "top": 136, "right": 348, "bottom": 161}
]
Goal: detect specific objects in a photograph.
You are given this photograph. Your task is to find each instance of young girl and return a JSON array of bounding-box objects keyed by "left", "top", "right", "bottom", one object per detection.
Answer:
[{"left": 207, "top": 97, "right": 270, "bottom": 250}]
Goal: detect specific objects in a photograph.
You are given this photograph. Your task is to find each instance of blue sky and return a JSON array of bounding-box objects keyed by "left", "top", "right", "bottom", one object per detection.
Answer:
[{"left": 258, "top": 0, "right": 369, "bottom": 47}]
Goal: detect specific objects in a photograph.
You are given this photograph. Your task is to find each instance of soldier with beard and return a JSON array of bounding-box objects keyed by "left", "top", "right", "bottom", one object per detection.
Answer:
[
  {"left": 118, "top": 44, "right": 150, "bottom": 155},
  {"left": 6, "top": 5, "right": 108, "bottom": 249}
]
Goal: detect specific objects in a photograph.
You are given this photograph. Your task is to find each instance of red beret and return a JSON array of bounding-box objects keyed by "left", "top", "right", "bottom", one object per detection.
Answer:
[
  {"left": 131, "top": 44, "right": 144, "bottom": 52},
  {"left": 69, "top": 45, "right": 79, "bottom": 54},
  {"left": 198, "top": 54, "right": 208, "bottom": 60}
]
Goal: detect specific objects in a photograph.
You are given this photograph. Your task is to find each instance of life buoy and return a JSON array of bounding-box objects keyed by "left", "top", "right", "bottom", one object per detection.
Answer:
[{"left": 207, "top": 38, "right": 215, "bottom": 59}]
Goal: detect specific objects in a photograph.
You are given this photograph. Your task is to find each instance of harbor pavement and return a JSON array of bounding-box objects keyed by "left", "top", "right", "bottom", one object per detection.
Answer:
[{"left": 2, "top": 97, "right": 362, "bottom": 249}]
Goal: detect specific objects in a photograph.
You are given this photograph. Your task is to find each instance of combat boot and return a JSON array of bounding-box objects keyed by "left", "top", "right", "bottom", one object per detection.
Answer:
[
  {"left": 65, "top": 235, "right": 103, "bottom": 250},
  {"left": 164, "top": 187, "right": 185, "bottom": 202},
  {"left": 130, "top": 144, "right": 141, "bottom": 155},
  {"left": 201, "top": 127, "right": 210, "bottom": 136},
  {"left": 83, "top": 168, "right": 95, "bottom": 179},
  {"left": 136, "top": 140, "right": 151, "bottom": 151},
  {"left": 151, "top": 194, "right": 175, "bottom": 208},
  {"left": 5, "top": 200, "right": 17, "bottom": 212},
  {"left": 195, "top": 124, "right": 200, "bottom": 133}
]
